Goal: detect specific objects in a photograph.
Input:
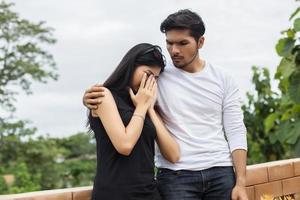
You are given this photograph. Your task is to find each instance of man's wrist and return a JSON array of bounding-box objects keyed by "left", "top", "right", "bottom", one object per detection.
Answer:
[{"left": 235, "top": 177, "right": 246, "bottom": 187}]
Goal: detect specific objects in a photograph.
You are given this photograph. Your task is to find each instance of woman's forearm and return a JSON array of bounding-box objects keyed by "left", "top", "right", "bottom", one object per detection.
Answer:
[
  {"left": 96, "top": 101, "right": 148, "bottom": 156},
  {"left": 148, "top": 108, "right": 180, "bottom": 163},
  {"left": 119, "top": 104, "right": 149, "bottom": 155}
]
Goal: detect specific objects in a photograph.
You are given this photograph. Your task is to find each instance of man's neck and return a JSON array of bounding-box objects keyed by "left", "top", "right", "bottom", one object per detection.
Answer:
[{"left": 181, "top": 56, "right": 205, "bottom": 73}]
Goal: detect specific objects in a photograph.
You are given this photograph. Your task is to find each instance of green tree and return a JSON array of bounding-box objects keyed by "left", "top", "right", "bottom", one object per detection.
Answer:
[
  {"left": 8, "top": 163, "right": 41, "bottom": 194},
  {"left": 0, "top": 120, "right": 36, "bottom": 168},
  {"left": 0, "top": 125, "right": 96, "bottom": 194},
  {"left": 244, "top": 2, "right": 300, "bottom": 164},
  {"left": 56, "top": 132, "right": 96, "bottom": 159},
  {"left": 0, "top": 120, "right": 63, "bottom": 193},
  {"left": 243, "top": 67, "right": 292, "bottom": 164},
  {"left": 0, "top": 1, "right": 61, "bottom": 194},
  {"left": 0, "top": 0, "right": 96, "bottom": 195},
  {"left": 0, "top": 171, "right": 8, "bottom": 193},
  {"left": 264, "top": 4, "right": 300, "bottom": 156},
  {"left": 55, "top": 132, "right": 96, "bottom": 188},
  {"left": 0, "top": 1, "right": 58, "bottom": 113},
  {"left": 0, "top": 120, "right": 40, "bottom": 194},
  {"left": 60, "top": 159, "right": 96, "bottom": 187}
]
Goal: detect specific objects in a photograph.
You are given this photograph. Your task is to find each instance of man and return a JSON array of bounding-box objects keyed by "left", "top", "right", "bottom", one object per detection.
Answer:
[{"left": 83, "top": 9, "right": 248, "bottom": 200}]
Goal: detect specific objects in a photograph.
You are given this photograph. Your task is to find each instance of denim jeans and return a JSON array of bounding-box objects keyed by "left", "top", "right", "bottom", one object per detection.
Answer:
[{"left": 156, "top": 166, "right": 235, "bottom": 200}]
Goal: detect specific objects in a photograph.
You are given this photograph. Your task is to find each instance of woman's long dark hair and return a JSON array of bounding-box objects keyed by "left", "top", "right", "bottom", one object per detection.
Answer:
[
  {"left": 87, "top": 43, "right": 165, "bottom": 134},
  {"left": 104, "top": 43, "right": 165, "bottom": 91}
]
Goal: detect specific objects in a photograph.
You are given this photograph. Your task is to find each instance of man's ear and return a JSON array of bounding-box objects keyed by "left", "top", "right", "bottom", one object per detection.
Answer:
[{"left": 197, "top": 36, "right": 205, "bottom": 49}]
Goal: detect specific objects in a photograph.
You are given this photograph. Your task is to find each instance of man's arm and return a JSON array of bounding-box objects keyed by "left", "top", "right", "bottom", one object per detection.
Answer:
[
  {"left": 231, "top": 149, "right": 248, "bottom": 200},
  {"left": 232, "top": 149, "right": 247, "bottom": 187},
  {"left": 222, "top": 74, "right": 248, "bottom": 200}
]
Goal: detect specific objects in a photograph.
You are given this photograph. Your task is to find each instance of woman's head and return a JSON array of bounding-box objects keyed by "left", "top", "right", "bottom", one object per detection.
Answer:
[{"left": 104, "top": 43, "right": 165, "bottom": 92}]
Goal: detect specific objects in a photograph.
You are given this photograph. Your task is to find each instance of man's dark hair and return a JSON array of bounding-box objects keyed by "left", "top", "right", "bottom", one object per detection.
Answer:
[{"left": 160, "top": 9, "right": 205, "bottom": 42}]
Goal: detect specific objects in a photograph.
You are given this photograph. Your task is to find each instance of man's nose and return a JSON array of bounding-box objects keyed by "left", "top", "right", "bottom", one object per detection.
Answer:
[{"left": 170, "top": 45, "right": 180, "bottom": 55}]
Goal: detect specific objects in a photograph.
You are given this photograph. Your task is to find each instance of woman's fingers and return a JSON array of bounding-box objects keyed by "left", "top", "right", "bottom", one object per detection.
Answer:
[
  {"left": 151, "top": 82, "right": 157, "bottom": 98},
  {"left": 139, "top": 73, "right": 147, "bottom": 90},
  {"left": 149, "top": 77, "right": 156, "bottom": 91},
  {"left": 145, "top": 75, "right": 153, "bottom": 90},
  {"left": 129, "top": 88, "right": 135, "bottom": 100}
]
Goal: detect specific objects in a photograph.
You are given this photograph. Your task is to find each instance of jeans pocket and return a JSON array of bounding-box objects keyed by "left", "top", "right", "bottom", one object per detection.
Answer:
[
  {"left": 214, "top": 166, "right": 234, "bottom": 175},
  {"left": 156, "top": 168, "right": 177, "bottom": 180}
]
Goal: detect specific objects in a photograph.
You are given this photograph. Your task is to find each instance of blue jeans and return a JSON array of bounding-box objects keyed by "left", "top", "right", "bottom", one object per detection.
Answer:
[{"left": 156, "top": 166, "right": 235, "bottom": 200}]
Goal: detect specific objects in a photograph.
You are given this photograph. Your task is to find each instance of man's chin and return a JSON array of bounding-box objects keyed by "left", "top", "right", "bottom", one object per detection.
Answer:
[{"left": 173, "top": 62, "right": 185, "bottom": 69}]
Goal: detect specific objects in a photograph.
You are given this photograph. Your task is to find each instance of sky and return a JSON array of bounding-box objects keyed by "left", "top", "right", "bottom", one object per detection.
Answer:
[{"left": 8, "top": 0, "right": 298, "bottom": 137}]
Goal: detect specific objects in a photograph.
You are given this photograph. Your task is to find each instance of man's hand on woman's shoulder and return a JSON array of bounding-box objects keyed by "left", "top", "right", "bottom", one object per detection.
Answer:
[{"left": 83, "top": 83, "right": 106, "bottom": 110}]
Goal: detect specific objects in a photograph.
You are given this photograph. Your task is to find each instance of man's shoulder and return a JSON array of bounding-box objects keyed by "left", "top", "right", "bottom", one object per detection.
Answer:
[
  {"left": 206, "top": 62, "right": 240, "bottom": 92},
  {"left": 160, "top": 61, "right": 176, "bottom": 78},
  {"left": 164, "top": 60, "right": 175, "bottom": 71},
  {"left": 206, "top": 62, "right": 232, "bottom": 80}
]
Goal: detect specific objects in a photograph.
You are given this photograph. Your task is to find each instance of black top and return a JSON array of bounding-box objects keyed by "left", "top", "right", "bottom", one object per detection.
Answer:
[{"left": 90, "top": 89, "right": 161, "bottom": 200}]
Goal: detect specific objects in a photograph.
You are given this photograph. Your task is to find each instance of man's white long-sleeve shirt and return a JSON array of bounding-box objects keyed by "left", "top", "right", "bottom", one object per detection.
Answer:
[{"left": 155, "top": 61, "right": 247, "bottom": 170}]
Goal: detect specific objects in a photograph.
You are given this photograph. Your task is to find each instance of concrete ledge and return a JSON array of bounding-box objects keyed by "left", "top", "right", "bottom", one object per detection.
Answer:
[
  {"left": 0, "top": 186, "right": 92, "bottom": 200},
  {"left": 246, "top": 158, "right": 300, "bottom": 200},
  {"left": 1, "top": 158, "right": 300, "bottom": 200}
]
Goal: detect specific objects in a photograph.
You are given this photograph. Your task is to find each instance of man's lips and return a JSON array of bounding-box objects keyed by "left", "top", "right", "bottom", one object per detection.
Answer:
[{"left": 172, "top": 57, "right": 183, "bottom": 61}]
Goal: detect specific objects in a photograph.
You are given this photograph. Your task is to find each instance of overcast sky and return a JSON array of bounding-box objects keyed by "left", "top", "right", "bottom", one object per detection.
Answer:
[{"left": 9, "top": 0, "right": 298, "bottom": 137}]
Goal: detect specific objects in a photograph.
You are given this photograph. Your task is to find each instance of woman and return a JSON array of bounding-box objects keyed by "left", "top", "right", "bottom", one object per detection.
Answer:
[{"left": 88, "top": 43, "right": 180, "bottom": 200}]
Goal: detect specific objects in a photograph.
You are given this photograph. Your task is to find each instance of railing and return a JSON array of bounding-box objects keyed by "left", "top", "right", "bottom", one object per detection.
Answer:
[{"left": 1, "top": 158, "right": 300, "bottom": 200}]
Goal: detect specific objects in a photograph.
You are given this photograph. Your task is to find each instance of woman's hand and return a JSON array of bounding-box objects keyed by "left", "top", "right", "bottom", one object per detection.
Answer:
[
  {"left": 129, "top": 73, "right": 156, "bottom": 110},
  {"left": 148, "top": 79, "right": 158, "bottom": 112}
]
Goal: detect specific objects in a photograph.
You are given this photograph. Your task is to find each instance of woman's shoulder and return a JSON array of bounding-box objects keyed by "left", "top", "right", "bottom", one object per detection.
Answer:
[
  {"left": 106, "top": 88, "right": 121, "bottom": 104},
  {"left": 107, "top": 88, "right": 134, "bottom": 111},
  {"left": 100, "top": 88, "right": 120, "bottom": 104}
]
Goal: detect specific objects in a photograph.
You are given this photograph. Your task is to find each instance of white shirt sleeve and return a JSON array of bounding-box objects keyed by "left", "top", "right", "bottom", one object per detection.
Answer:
[{"left": 222, "top": 75, "right": 248, "bottom": 152}]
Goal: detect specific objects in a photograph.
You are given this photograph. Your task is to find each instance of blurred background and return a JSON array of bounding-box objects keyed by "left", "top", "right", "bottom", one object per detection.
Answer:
[{"left": 0, "top": 0, "right": 299, "bottom": 195}]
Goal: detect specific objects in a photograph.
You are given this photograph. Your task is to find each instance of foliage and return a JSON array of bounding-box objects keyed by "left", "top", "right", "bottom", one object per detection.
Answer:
[
  {"left": 0, "top": 1, "right": 58, "bottom": 112},
  {"left": 266, "top": 4, "right": 300, "bottom": 156},
  {"left": 0, "top": 130, "right": 96, "bottom": 194},
  {"left": 0, "top": 1, "right": 96, "bottom": 195},
  {"left": 242, "top": 67, "right": 291, "bottom": 164},
  {"left": 244, "top": 3, "right": 300, "bottom": 164}
]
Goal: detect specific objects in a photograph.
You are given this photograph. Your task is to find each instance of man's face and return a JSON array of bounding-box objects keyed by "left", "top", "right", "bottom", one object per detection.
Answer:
[{"left": 165, "top": 29, "right": 203, "bottom": 68}]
